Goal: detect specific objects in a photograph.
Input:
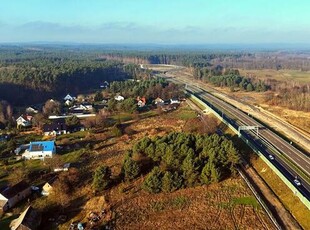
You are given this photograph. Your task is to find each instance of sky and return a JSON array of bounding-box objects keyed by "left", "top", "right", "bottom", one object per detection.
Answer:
[{"left": 0, "top": 0, "right": 310, "bottom": 44}]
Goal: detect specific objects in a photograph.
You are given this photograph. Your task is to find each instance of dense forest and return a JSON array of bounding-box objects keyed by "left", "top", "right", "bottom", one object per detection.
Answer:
[
  {"left": 0, "top": 45, "right": 309, "bottom": 111},
  {"left": 120, "top": 132, "right": 240, "bottom": 193},
  {"left": 100, "top": 51, "right": 310, "bottom": 71}
]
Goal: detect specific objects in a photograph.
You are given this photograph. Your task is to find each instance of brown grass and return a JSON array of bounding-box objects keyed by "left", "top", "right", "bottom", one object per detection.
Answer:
[
  {"left": 239, "top": 69, "right": 310, "bottom": 83},
  {"left": 53, "top": 104, "right": 274, "bottom": 229}
]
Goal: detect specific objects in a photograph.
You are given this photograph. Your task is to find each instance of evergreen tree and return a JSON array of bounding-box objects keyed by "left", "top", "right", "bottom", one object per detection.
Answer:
[
  {"left": 92, "top": 165, "right": 111, "bottom": 192},
  {"left": 122, "top": 153, "right": 140, "bottom": 180},
  {"left": 142, "top": 167, "right": 162, "bottom": 193},
  {"left": 181, "top": 152, "right": 198, "bottom": 187},
  {"left": 162, "top": 171, "right": 174, "bottom": 192},
  {"left": 200, "top": 163, "right": 211, "bottom": 184}
]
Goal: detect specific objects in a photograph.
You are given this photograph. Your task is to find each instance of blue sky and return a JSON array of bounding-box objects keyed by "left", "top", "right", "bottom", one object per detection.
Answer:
[{"left": 0, "top": 0, "right": 309, "bottom": 43}]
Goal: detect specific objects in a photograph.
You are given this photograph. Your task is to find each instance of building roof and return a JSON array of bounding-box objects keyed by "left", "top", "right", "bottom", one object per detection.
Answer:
[
  {"left": 29, "top": 141, "right": 55, "bottom": 152},
  {"left": 1, "top": 180, "right": 30, "bottom": 199},
  {"left": 10, "top": 206, "right": 41, "bottom": 230},
  {"left": 43, "top": 120, "right": 67, "bottom": 132},
  {"left": 0, "top": 199, "right": 7, "bottom": 208}
]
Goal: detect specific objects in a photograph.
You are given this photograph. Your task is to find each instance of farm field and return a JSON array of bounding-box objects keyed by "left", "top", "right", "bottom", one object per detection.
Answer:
[{"left": 239, "top": 69, "right": 310, "bottom": 83}]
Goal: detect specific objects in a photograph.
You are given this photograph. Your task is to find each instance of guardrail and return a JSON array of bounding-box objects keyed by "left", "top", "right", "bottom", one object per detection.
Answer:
[{"left": 188, "top": 92, "right": 310, "bottom": 211}]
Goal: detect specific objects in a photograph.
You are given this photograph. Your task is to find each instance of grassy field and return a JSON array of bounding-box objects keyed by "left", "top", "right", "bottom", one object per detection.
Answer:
[
  {"left": 239, "top": 69, "right": 310, "bottom": 83},
  {"left": 51, "top": 103, "right": 275, "bottom": 230},
  {"left": 0, "top": 104, "right": 276, "bottom": 229},
  {"left": 251, "top": 156, "right": 310, "bottom": 230}
]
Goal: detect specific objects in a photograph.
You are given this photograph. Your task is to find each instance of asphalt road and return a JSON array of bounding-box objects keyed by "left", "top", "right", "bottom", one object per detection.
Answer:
[{"left": 185, "top": 84, "right": 310, "bottom": 200}]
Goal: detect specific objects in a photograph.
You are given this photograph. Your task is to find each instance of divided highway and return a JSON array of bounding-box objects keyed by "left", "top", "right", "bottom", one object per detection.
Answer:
[{"left": 184, "top": 84, "right": 310, "bottom": 200}]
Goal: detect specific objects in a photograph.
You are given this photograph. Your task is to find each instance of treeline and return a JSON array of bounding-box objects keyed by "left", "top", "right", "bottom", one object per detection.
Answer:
[
  {"left": 108, "top": 78, "right": 184, "bottom": 100},
  {"left": 265, "top": 87, "right": 310, "bottom": 112},
  {"left": 0, "top": 50, "right": 131, "bottom": 105},
  {"left": 121, "top": 132, "right": 240, "bottom": 193},
  {"left": 193, "top": 67, "right": 268, "bottom": 92},
  {"left": 100, "top": 51, "right": 310, "bottom": 71}
]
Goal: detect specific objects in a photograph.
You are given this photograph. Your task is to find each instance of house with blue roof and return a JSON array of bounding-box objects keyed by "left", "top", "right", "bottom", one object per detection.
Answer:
[{"left": 22, "top": 141, "right": 56, "bottom": 160}]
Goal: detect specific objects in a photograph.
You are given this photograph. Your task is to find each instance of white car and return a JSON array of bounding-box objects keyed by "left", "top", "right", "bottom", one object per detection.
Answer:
[
  {"left": 293, "top": 179, "right": 301, "bottom": 186},
  {"left": 268, "top": 155, "right": 275, "bottom": 160}
]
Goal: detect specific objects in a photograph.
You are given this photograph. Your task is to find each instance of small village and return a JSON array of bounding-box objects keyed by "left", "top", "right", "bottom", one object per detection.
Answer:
[{"left": 0, "top": 78, "right": 185, "bottom": 230}]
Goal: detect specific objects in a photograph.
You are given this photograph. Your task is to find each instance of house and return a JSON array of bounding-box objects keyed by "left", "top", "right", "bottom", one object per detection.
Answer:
[
  {"left": 25, "top": 107, "right": 38, "bottom": 114},
  {"left": 41, "top": 177, "right": 57, "bottom": 196},
  {"left": 170, "top": 98, "right": 180, "bottom": 104},
  {"left": 43, "top": 119, "right": 67, "bottom": 136},
  {"left": 64, "top": 94, "right": 75, "bottom": 102},
  {"left": 22, "top": 141, "right": 56, "bottom": 160},
  {"left": 16, "top": 115, "right": 33, "bottom": 128},
  {"left": 114, "top": 95, "right": 124, "bottom": 101},
  {"left": 69, "top": 103, "right": 93, "bottom": 114},
  {"left": 137, "top": 97, "right": 146, "bottom": 107},
  {"left": 0, "top": 181, "right": 32, "bottom": 212},
  {"left": 10, "top": 206, "right": 41, "bottom": 230},
  {"left": 82, "top": 103, "right": 93, "bottom": 111},
  {"left": 64, "top": 99, "right": 72, "bottom": 106},
  {"left": 154, "top": 97, "right": 164, "bottom": 105}
]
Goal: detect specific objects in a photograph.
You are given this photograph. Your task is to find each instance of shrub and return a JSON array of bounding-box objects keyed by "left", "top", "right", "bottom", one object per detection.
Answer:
[
  {"left": 92, "top": 165, "right": 111, "bottom": 192},
  {"left": 142, "top": 167, "right": 162, "bottom": 193},
  {"left": 122, "top": 153, "right": 140, "bottom": 180}
]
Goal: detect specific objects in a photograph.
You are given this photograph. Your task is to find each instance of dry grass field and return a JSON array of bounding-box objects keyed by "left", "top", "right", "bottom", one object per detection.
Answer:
[
  {"left": 239, "top": 69, "right": 310, "bottom": 83},
  {"left": 52, "top": 104, "right": 274, "bottom": 230}
]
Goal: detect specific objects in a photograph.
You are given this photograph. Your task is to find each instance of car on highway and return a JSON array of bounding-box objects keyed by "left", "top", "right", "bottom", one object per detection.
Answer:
[
  {"left": 268, "top": 155, "right": 275, "bottom": 160},
  {"left": 294, "top": 178, "right": 301, "bottom": 186}
]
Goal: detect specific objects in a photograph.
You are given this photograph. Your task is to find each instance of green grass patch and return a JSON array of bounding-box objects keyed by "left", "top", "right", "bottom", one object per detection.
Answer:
[
  {"left": 60, "top": 149, "right": 86, "bottom": 163},
  {"left": 232, "top": 196, "right": 260, "bottom": 209},
  {"left": 149, "top": 196, "right": 190, "bottom": 212},
  {"left": 111, "top": 113, "right": 133, "bottom": 122},
  {"left": 170, "top": 196, "right": 189, "bottom": 209},
  {"left": 56, "top": 131, "right": 87, "bottom": 141},
  {"left": 139, "top": 110, "right": 157, "bottom": 119},
  {"left": 176, "top": 108, "right": 197, "bottom": 120}
]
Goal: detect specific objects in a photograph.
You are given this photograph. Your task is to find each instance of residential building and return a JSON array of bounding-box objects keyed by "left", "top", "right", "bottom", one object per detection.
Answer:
[
  {"left": 114, "top": 95, "right": 125, "bottom": 101},
  {"left": 43, "top": 119, "right": 67, "bottom": 136},
  {"left": 22, "top": 141, "right": 56, "bottom": 160},
  {"left": 154, "top": 97, "right": 164, "bottom": 105},
  {"left": 137, "top": 96, "right": 146, "bottom": 107},
  {"left": 63, "top": 94, "right": 75, "bottom": 102},
  {"left": 0, "top": 181, "right": 32, "bottom": 212},
  {"left": 41, "top": 177, "right": 57, "bottom": 196},
  {"left": 16, "top": 115, "right": 33, "bottom": 128},
  {"left": 25, "top": 107, "right": 38, "bottom": 114}
]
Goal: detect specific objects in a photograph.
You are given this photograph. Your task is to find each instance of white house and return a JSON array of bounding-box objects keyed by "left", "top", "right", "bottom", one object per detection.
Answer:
[
  {"left": 16, "top": 115, "right": 32, "bottom": 128},
  {"left": 170, "top": 98, "right": 180, "bottom": 104},
  {"left": 22, "top": 141, "right": 56, "bottom": 160},
  {"left": 25, "top": 107, "right": 38, "bottom": 114},
  {"left": 0, "top": 181, "right": 31, "bottom": 212},
  {"left": 154, "top": 97, "right": 164, "bottom": 105},
  {"left": 114, "top": 95, "right": 125, "bottom": 101},
  {"left": 64, "top": 94, "right": 75, "bottom": 102}
]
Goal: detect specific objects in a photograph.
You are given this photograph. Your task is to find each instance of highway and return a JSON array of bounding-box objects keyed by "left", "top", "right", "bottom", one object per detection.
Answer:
[{"left": 184, "top": 83, "right": 310, "bottom": 200}]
